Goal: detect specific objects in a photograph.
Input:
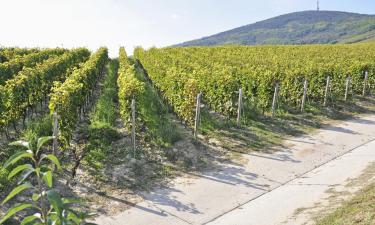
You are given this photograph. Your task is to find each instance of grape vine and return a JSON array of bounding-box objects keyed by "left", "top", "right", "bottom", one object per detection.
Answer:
[
  {"left": 117, "top": 47, "right": 144, "bottom": 128},
  {"left": 49, "top": 48, "right": 108, "bottom": 144},
  {"left": 0, "top": 48, "right": 66, "bottom": 85},
  {"left": 0, "top": 48, "right": 90, "bottom": 133},
  {"left": 135, "top": 43, "right": 375, "bottom": 124}
]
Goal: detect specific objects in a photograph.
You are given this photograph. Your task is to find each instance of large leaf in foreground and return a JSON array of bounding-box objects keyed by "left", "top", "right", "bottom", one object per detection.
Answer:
[
  {"left": 8, "top": 164, "right": 34, "bottom": 180},
  {"left": 41, "top": 154, "right": 61, "bottom": 170},
  {"left": 0, "top": 203, "right": 34, "bottom": 224},
  {"left": 3, "top": 152, "right": 33, "bottom": 168},
  {"left": 2, "top": 183, "right": 33, "bottom": 205}
]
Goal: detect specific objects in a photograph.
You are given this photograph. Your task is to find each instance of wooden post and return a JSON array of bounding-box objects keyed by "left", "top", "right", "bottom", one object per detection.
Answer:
[
  {"left": 131, "top": 98, "right": 136, "bottom": 158},
  {"left": 345, "top": 76, "right": 351, "bottom": 101},
  {"left": 194, "top": 93, "right": 202, "bottom": 139},
  {"left": 80, "top": 107, "right": 84, "bottom": 121},
  {"left": 363, "top": 71, "right": 369, "bottom": 96},
  {"left": 52, "top": 112, "right": 59, "bottom": 167},
  {"left": 85, "top": 95, "right": 89, "bottom": 108},
  {"left": 272, "top": 83, "right": 279, "bottom": 117},
  {"left": 323, "top": 76, "right": 330, "bottom": 107},
  {"left": 301, "top": 79, "right": 308, "bottom": 112},
  {"left": 237, "top": 88, "right": 243, "bottom": 127},
  {"left": 77, "top": 108, "right": 80, "bottom": 119}
]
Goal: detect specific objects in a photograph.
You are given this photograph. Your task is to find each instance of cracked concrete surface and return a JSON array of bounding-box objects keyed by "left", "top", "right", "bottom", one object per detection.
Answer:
[
  {"left": 208, "top": 140, "right": 375, "bottom": 225},
  {"left": 95, "top": 114, "right": 375, "bottom": 225}
]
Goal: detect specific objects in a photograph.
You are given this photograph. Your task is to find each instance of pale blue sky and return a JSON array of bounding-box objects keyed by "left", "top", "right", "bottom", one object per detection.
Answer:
[{"left": 0, "top": 0, "right": 374, "bottom": 56}]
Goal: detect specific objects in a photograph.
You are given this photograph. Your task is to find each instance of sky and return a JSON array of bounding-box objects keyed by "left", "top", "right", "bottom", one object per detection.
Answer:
[{"left": 1, "top": 0, "right": 374, "bottom": 56}]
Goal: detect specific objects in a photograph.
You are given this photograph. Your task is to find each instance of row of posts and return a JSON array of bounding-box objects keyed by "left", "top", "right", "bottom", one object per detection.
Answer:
[
  {"left": 53, "top": 72, "right": 370, "bottom": 147},
  {"left": 194, "top": 72, "right": 370, "bottom": 138}
]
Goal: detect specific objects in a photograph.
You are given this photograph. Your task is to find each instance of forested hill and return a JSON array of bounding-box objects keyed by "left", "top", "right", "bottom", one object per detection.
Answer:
[{"left": 178, "top": 11, "right": 375, "bottom": 46}]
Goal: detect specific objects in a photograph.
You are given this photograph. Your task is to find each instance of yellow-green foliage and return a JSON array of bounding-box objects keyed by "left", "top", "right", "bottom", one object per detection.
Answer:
[
  {"left": 0, "top": 47, "right": 39, "bottom": 63},
  {"left": 0, "top": 48, "right": 90, "bottom": 128},
  {"left": 135, "top": 43, "right": 375, "bottom": 123},
  {"left": 117, "top": 47, "right": 144, "bottom": 128},
  {"left": 49, "top": 47, "right": 108, "bottom": 144},
  {"left": 0, "top": 48, "right": 66, "bottom": 85}
]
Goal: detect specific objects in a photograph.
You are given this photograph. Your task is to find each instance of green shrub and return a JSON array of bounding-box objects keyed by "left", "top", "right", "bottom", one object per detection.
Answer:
[{"left": 1, "top": 136, "right": 95, "bottom": 224}]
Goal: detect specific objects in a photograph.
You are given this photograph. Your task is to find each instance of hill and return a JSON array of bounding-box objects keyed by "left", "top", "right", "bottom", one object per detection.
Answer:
[{"left": 178, "top": 11, "right": 375, "bottom": 46}]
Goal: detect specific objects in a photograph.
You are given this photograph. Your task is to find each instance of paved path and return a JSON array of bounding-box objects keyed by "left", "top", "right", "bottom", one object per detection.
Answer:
[
  {"left": 208, "top": 139, "right": 375, "bottom": 225},
  {"left": 95, "top": 114, "right": 375, "bottom": 225}
]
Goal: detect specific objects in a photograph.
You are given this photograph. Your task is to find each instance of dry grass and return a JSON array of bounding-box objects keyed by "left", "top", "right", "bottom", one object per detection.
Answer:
[{"left": 315, "top": 183, "right": 375, "bottom": 225}]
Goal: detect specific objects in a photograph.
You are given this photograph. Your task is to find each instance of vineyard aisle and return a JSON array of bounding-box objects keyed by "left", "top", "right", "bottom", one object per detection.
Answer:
[{"left": 95, "top": 114, "right": 375, "bottom": 225}]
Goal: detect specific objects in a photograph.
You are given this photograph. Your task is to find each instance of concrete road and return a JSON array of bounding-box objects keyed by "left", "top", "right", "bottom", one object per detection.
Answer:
[
  {"left": 207, "top": 139, "right": 375, "bottom": 225},
  {"left": 95, "top": 114, "right": 375, "bottom": 225}
]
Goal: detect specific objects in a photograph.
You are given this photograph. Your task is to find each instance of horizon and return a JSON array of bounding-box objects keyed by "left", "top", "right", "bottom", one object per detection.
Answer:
[
  {"left": 182, "top": 10, "right": 375, "bottom": 44},
  {"left": 1, "top": 0, "right": 375, "bottom": 56}
]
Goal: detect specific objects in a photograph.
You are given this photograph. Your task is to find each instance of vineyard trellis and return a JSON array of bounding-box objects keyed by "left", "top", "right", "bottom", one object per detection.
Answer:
[
  {"left": 49, "top": 47, "right": 108, "bottom": 145},
  {"left": 117, "top": 47, "right": 145, "bottom": 154},
  {"left": 135, "top": 43, "right": 375, "bottom": 126},
  {"left": 0, "top": 48, "right": 90, "bottom": 138}
]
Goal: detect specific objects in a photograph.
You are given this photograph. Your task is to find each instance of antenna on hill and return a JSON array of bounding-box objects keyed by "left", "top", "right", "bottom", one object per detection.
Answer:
[{"left": 317, "top": 0, "right": 320, "bottom": 11}]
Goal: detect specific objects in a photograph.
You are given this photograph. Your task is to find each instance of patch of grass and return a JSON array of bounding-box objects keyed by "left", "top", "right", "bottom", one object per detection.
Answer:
[
  {"left": 316, "top": 183, "right": 375, "bottom": 225},
  {"left": 84, "top": 123, "right": 122, "bottom": 170},
  {"left": 83, "top": 60, "right": 122, "bottom": 171},
  {"left": 90, "top": 59, "right": 119, "bottom": 127},
  {"left": 135, "top": 66, "right": 181, "bottom": 148}
]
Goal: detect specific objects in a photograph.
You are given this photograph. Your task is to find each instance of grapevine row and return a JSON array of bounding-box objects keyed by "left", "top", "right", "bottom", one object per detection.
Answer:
[
  {"left": 117, "top": 47, "right": 144, "bottom": 128},
  {"left": 0, "top": 48, "right": 67, "bottom": 85},
  {"left": 49, "top": 48, "right": 108, "bottom": 144},
  {"left": 135, "top": 43, "right": 375, "bottom": 124},
  {"left": 0, "top": 48, "right": 39, "bottom": 63},
  {"left": 0, "top": 48, "right": 90, "bottom": 132}
]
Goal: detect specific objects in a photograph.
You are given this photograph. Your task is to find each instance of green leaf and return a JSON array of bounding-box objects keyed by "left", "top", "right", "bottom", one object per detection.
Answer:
[
  {"left": 47, "top": 212, "right": 59, "bottom": 221},
  {"left": 0, "top": 203, "right": 34, "bottom": 224},
  {"left": 32, "top": 193, "right": 41, "bottom": 201},
  {"left": 62, "top": 198, "right": 81, "bottom": 205},
  {"left": 42, "top": 171, "right": 53, "bottom": 188},
  {"left": 3, "top": 152, "right": 33, "bottom": 169},
  {"left": 36, "top": 136, "right": 54, "bottom": 153},
  {"left": 2, "top": 183, "right": 34, "bottom": 205},
  {"left": 41, "top": 154, "right": 61, "bottom": 170},
  {"left": 18, "top": 169, "right": 36, "bottom": 185},
  {"left": 47, "top": 190, "right": 64, "bottom": 216},
  {"left": 66, "top": 211, "right": 81, "bottom": 224},
  {"left": 9, "top": 140, "right": 30, "bottom": 149},
  {"left": 8, "top": 164, "right": 34, "bottom": 180},
  {"left": 67, "top": 208, "right": 97, "bottom": 222},
  {"left": 80, "top": 212, "right": 97, "bottom": 220},
  {"left": 21, "top": 214, "right": 41, "bottom": 225}
]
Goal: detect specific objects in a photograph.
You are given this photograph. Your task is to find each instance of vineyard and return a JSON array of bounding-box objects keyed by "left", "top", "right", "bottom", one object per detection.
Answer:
[
  {"left": 0, "top": 48, "right": 67, "bottom": 85},
  {"left": 0, "top": 48, "right": 90, "bottom": 139},
  {"left": 0, "top": 48, "right": 40, "bottom": 63},
  {"left": 0, "top": 43, "right": 373, "bottom": 170},
  {"left": 135, "top": 43, "right": 375, "bottom": 124},
  {"left": 0, "top": 43, "right": 375, "bottom": 224},
  {"left": 49, "top": 47, "right": 108, "bottom": 145}
]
